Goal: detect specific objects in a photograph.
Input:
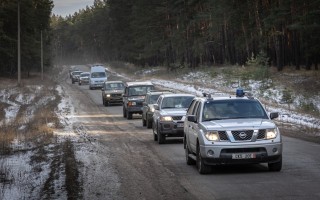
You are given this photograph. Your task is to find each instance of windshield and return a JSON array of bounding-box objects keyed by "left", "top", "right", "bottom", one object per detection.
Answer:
[
  {"left": 149, "top": 94, "right": 161, "bottom": 104},
  {"left": 91, "top": 72, "right": 106, "bottom": 78},
  {"left": 202, "top": 99, "right": 268, "bottom": 121},
  {"left": 80, "top": 73, "right": 90, "bottom": 77},
  {"left": 73, "top": 71, "right": 82, "bottom": 76},
  {"left": 105, "top": 83, "right": 124, "bottom": 90},
  {"left": 128, "top": 86, "right": 154, "bottom": 96},
  {"left": 161, "top": 96, "right": 194, "bottom": 109}
]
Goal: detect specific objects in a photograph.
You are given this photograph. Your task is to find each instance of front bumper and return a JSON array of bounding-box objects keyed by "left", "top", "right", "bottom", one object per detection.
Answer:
[
  {"left": 200, "top": 142, "right": 282, "bottom": 165},
  {"left": 104, "top": 96, "right": 123, "bottom": 104},
  {"left": 159, "top": 121, "right": 184, "bottom": 137}
]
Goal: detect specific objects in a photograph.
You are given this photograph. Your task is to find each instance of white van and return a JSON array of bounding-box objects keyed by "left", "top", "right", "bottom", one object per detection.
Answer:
[{"left": 89, "top": 65, "right": 108, "bottom": 89}]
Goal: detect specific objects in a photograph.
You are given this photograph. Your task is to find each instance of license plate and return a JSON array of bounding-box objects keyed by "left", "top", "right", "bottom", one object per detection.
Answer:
[
  {"left": 177, "top": 123, "right": 184, "bottom": 127},
  {"left": 232, "top": 153, "right": 255, "bottom": 159}
]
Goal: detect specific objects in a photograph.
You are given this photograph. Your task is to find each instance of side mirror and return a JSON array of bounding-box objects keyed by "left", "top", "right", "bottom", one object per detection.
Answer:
[
  {"left": 154, "top": 104, "right": 159, "bottom": 110},
  {"left": 143, "top": 102, "right": 147, "bottom": 106},
  {"left": 187, "top": 115, "right": 197, "bottom": 122},
  {"left": 270, "top": 112, "right": 279, "bottom": 119}
]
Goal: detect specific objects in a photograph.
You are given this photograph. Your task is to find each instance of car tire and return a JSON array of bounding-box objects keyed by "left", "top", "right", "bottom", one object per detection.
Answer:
[
  {"left": 185, "top": 137, "right": 196, "bottom": 165},
  {"left": 127, "top": 111, "right": 132, "bottom": 120},
  {"left": 196, "top": 143, "right": 211, "bottom": 174},
  {"left": 72, "top": 80, "right": 74, "bottom": 84},
  {"left": 153, "top": 122, "right": 158, "bottom": 141},
  {"left": 79, "top": 82, "right": 82, "bottom": 85},
  {"left": 157, "top": 124, "right": 165, "bottom": 144},
  {"left": 142, "top": 117, "right": 146, "bottom": 126},
  {"left": 105, "top": 100, "right": 109, "bottom": 107},
  {"left": 268, "top": 156, "right": 282, "bottom": 172},
  {"left": 123, "top": 107, "right": 127, "bottom": 118},
  {"left": 146, "top": 116, "right": 152, "bottom": 129}
]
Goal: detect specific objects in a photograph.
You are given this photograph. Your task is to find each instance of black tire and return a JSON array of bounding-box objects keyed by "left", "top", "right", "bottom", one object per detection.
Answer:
[
  {"left": 196, "top": 144, "right": 211, "bottom": 174},
  {"left": 79, "top": 82, "right": 82, "bottom": 85},
  {"left": 127, "top": 110, "right": 132, "bottom": 120},
  {"left": 105, "top": 100, "right": 109, "bottom": 107},
  {"left": 146, "top": 116, "right": 152, "bottom": 129},
  {"left": 123, "top": 107, "right": 127, "bottom": 118},
  {"left": 268, "top": 157, "right": 282, "bottom": 172},
  {"left": 142, "top": 116, "right": 146, "bottom": 126},
  {"left": 185, "top": 138, "right": 196, "bottom": 165},
  {"left": 72, "top": 80, "right": 75, "bottom": 84},
  {"left": 153, "top": 122, "right": 158, "bottom": 141},
  {"left": 157, "top": 124, "right": 165, "bottom": 144}
]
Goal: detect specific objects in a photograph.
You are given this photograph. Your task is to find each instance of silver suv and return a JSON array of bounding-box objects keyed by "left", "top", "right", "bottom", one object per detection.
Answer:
[
  {"left": 142, "top": 90, "right": 172, "bottom": 129},
  {"left": 184, "top": 89, "right": 282, "bottom": 174},
  {"left": 152, "top": 93, "right": 195, "bottom": 144}
]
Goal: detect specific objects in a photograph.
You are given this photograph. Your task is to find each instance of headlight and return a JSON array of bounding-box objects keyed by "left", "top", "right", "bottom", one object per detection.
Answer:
[
  {"left": 205, "top": 131, "right": 219, "bottom": 141},
  {"left": 149, "top": 107, "right": 155, "bottom": 112},
  {"left": 160, "top": 116, "right": 173, "bottom": 122},
  {"left": 106, "top": 94, "right": 111, "bottom": 97},
  {"left": 128, "top": 101, "right": 136, "bottom": 106},
  {"left": 266, "top": 128, "right": 277, "bottom": 139}
]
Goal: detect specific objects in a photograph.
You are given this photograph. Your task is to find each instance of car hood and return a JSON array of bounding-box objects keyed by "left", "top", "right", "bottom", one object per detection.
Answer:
[
  {"left": 202, "top": 118, "right": 276, "bottom": 130},
  {"left": 160, "top": 109, "right": 187, "bottom": 116}
]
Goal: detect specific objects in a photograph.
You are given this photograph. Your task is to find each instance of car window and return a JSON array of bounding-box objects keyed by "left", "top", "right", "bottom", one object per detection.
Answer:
[
  {"left": 202, "top": 99, "right": 268, "bottom": 121},
  {"left": 91, "top": 72, "right": 106, "bottom": 78},
  {"left": 105, "top": 83, "right": 124, "bottom": 90},
  {"left": 187, "top": 99, "right": 197, "bottom": 115},
  {"left": 149, "top": 94, "right": 160, "bottom": 104},
  {"left": 128, "top": 86, "right": 154, "bottom": 96},
  {"left": 161, "top": 96, "right": 194, "bottom": 109}
]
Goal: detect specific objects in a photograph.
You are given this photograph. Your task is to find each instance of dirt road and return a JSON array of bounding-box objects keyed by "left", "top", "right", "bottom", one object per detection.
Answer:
[{"left": 61, "top": 65, "right": 320, "bottom": 200}]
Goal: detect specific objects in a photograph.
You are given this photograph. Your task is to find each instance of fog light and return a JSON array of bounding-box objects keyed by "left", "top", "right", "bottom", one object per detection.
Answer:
[
  {"left": 272, "top": 148, "right": 278, "bottom": 153},
  {"left": 207, "top": 150, "right": 214, "bottom": 156}
]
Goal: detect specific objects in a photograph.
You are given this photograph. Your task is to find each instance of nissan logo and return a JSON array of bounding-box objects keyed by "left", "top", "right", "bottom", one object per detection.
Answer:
[{"left": 239, "top": 132, "right": 247, "bottom": 139}]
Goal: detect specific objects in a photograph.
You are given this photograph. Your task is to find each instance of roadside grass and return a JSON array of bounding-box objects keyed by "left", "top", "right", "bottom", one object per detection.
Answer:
[{"left": 0, "top": 74, "right": 82, "bottom": 199}]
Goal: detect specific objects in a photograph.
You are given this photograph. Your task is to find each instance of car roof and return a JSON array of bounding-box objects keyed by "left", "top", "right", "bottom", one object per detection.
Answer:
[
  {"left": 160, "top": 93, "right": 195, "bottom": 98},
  {"left": 80, "top": 72, "right": 90, "bottom": 74},
  {"left": 104, "top": 81, "right": 124, "bottom": 84},
  {"left": 147, "top": 91, "right": 171, "bottom": 95},
  {"left": 125, "top": 81, "right": 153, "bottom": 86}
]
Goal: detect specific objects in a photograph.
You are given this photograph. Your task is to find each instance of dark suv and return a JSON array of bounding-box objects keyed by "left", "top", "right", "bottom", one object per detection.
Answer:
[{"left": 122, "top": 81, "right": 155, "bottom": 119}]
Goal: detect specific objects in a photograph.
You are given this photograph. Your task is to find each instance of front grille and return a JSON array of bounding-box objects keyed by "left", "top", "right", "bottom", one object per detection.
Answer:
[
  {"left": 172, "top": 116, "right": 183, "bottom": 120},
  {"left": 257, "top": 129, "right": 266, "bottom": 139},
  {"left": 111, "top": 94, "right": 122, "bottom": 97},
  {"left": 218, "top": 131, "right": 229, "bottom": 141},
  {"left": 232, "top": 130, "right": 253, "bottom": 141}
]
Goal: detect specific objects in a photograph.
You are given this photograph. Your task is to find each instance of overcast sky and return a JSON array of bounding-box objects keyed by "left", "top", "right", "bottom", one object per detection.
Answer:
[{"left": 52, "top": 0, "right": 94, "bottom": 17}]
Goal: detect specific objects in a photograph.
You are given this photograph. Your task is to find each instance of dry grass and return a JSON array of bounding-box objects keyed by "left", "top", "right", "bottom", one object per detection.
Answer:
[{"left": 0, "top": 75, "right": 61, "bottom": 154}]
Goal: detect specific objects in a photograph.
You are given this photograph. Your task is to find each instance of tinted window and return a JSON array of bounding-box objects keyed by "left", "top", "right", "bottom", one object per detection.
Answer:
[
  {"left": 202, "top": 99, "right": 268, "bottom": 121},
  {"left": 91, "top": 72, "right": 106, "bottom": 78},
  {"left": 149, "top": 94, "right": 161, "bottom": 104},
  {"left": 105, "top": 83, "right": 124, "bottom": 90},
  {"left": 128, "top": 86, "right": 154, "bottom": 96},
  {"left": 161, "top": 96, "right": 194, "bottom": 109}
]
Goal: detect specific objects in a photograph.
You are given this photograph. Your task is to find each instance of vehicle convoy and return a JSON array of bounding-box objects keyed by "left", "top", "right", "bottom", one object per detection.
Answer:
[
  {"left": 152, "top": 93, "right": 195, "bottom": 144},
  {"left": 123, "top": 81, "right": 155, "bottom": 120},
  {"left": 78, "top": 72, "right": 90, "bottom": 85},
  {"left": 71, "top": 70, "right": 83, "bottom": 84},
  {"left": 184, "top": 89, "right": 282, "bottom": 174},
  {"left": 89, "top": 65, "right": 107, "bottom": 89},
  {"left": 101, "top": 81, "right": 125, "bottom": 106},
  {"left": 142, "top": 90, "right": 172, "bottom": 128}
]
